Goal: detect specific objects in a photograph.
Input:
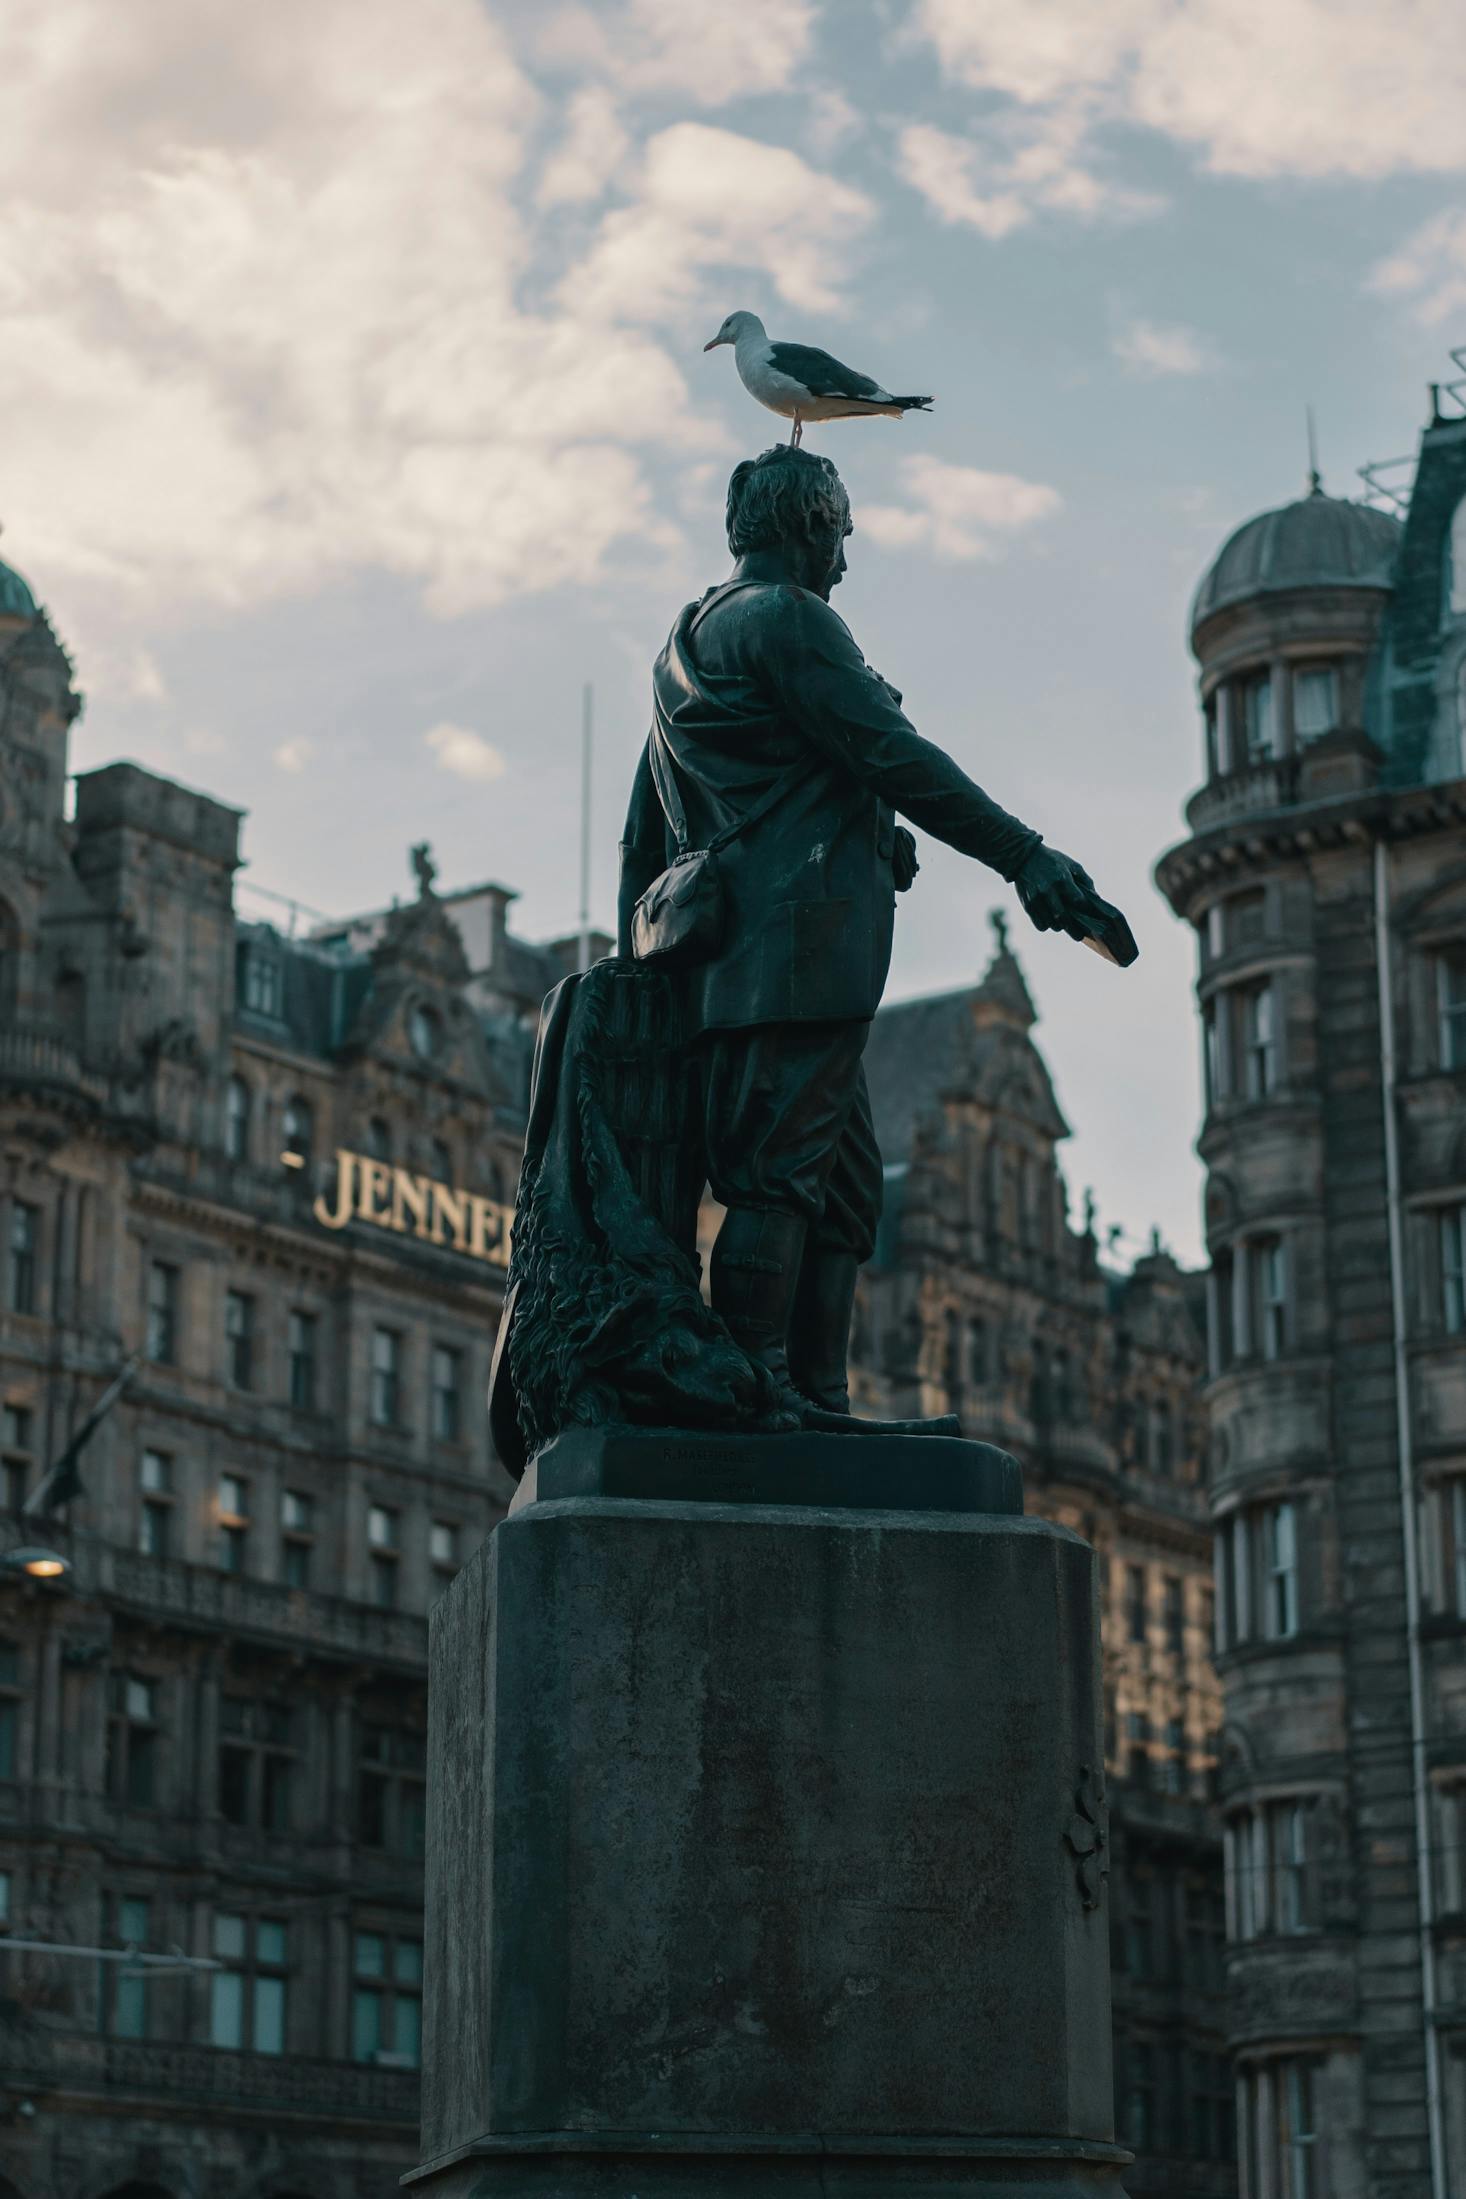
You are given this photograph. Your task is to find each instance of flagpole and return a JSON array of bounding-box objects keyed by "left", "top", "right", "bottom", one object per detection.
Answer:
[{"left": 579, "top": 682, "right": 594, "bottom": 972}]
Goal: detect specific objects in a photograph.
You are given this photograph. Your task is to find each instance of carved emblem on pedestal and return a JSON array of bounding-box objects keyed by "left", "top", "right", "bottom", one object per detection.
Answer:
[{"left": 1064, "top": 1762, "right": 1109, "bottom": 1910}]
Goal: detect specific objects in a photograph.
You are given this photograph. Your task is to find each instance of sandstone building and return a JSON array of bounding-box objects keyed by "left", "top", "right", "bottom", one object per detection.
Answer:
[
  {"left": 1, "top": 547, "right": 1225, "bottom": 2198},
  {"left": 1156, "top": 401, "right": 1466, "bottom": 2198}
]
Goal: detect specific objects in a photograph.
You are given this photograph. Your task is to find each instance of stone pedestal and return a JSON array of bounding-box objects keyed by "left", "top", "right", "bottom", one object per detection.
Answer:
[{"left": 409, "top": 1441, "right": 1127, "bottom": 2199}]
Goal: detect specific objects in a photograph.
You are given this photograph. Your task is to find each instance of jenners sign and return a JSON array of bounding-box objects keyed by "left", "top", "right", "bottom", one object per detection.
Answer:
[{"left": 312, "top": 1149, "right": 513, "bottom": 1269}]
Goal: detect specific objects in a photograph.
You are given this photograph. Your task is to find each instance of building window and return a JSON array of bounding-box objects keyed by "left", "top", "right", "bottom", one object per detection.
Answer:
[
  {"left": 352, "top": 1930, "right": 423, "bottom": 2067},
  {"left": 281, "top": 1095, "right": 312, "bottom": 1169},
  {"left": 370, "top": 1328, "right": 401, "bottom": 1427},
  {"left": 0, "top": 1639, "right": 20, "bottom": 1780},
  {"left": 106, "top": 1673, "right": 159, "bottom": 1809},
  {"left": 1126, "top": 1563, "right": 1147, "bottom": 1645},
  {"left": 139, "top": 1448, "right": 173, "bottom": 1558},
  {"left": 1239, "top": 979, "right": 1277, "bottom": 1098},
  {"left": 1293, "top": 665, "right": 1337, "bottom": 743},
  {"left": 281, "top": 1489, "right": 314, "bottom": 1589},
  {"left": 1264, "top": 1500, "right": 1299, "bottom": 1638},
  {"left": 287, "top": 1310, "right": 318, "bottom": 1411},
  {"left": 109, "top": 1893, "right": 151, "bottom": 2039},
  {"left": 1185, "top": 1882, "right": 1226, "bottom": 1993},
  {"left": 146, "top": 1261, "right": 179, "bottom": 1365},
  {"left": 1433, "top": 1782, "right": 1466, "bottom": 1915},
  {"left": 1122, "top": 2038, "right": 1156, "bottom": 2153},
  {"left": 1124, "top": 1710, "right": 1151, "bottom": 1786},
  {"left": 1122, "top": 1875, "right": 1155, "bottom": 1980},
  {"left": 219, "top": 1700, "right": 296, "bottom": 1832},
  {"left": 429, "top": 1137, "right": 453, "bottom": 1184},
  {"left": 238, "top": 941, "right": 282, "bottom": 1018},
  {"left": 1164, "top": 1575, "right": 1185, "bottom": 1654},
  {"left": 409, "top": 1004, "right": 441, "bottom": 1059},
  {"left": 1239, "top": 2059, "right": 1321, "bottom": 2199},
  {"left": 224, "top": 1289, "right": 255, "bottom": 1389},
  {"left": 357, "top": 1724, "right": 427, "bottom": 1858},
  {"left": 225, "top": 1075, "right": 251, "bottom": 1161},
  {"left": 1242, "top": 671, "right": 1276, "bottom": 762},
  {"left": 218, "top": 1474, "right": 249, "bottom": 1574},
  {"left": 430, "top": 1520, "right": 458, "bottom": 1583},
  {"left": 366, "top": 1116, "right": 392, "bottom": 1163},
  {"left": 431, "top": 1344, "right": 462, "bottom": 1442},
  {"left": 7, "top": 1203, "right": 37, "bottom": 1315},
  {"left": 1439, "top": 948, "right": 1466, "bottom": 1072},
  {"left": 1251, "top": 1236, "right": 1288, "bottom": 1360},
  {"left": 1216, "top": 1501, "right": 1303, "bottom": 1650},
  {"left": 368, "top": 1504, "right": 399, "bottom": 1607},
  {"left": 1229, "top": 1799, "right": 1321, "bottom": 1940},
  {"left": 1443, "top": 1205, "right": 1466, "bottom": 1336},
  {"left": 2, "top": 1403, "right": 32, "bottom": 1512},
  {"left": 210, "top": 1913, "right": 288, "bottom": 2055},
  {"left": 1446, "top": 1481, "right": 1466, "bottom": 1620}
]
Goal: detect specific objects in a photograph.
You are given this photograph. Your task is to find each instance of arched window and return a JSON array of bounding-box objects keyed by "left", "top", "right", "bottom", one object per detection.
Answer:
[
  {"left": 225, "top": 1075, "right": 250, "bottom": 1162},
  {"left": 366, "top": 1116, "right": 392, "bottom": 1164},
  {"left": 1451, "top": 495, "right": 1466, "bottom": 617},
  {"left": 282, "top": 1096, "right": 313, "bottom": 1169}
]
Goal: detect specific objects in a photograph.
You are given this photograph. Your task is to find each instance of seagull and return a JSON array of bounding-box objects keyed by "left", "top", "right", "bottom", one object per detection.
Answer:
[{"left": 703, "top": 310, "right": 934, "bottom": 447}]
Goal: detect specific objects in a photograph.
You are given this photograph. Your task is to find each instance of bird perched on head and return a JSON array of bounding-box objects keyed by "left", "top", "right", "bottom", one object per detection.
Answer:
[{"left": 704, "top": 309, "right": 933, "bottom": 447}]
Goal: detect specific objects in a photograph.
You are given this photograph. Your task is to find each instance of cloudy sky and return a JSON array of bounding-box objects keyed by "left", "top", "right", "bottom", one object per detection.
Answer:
[{"left": 5, "top": 0, "right": 1464, "bottom": 1261}]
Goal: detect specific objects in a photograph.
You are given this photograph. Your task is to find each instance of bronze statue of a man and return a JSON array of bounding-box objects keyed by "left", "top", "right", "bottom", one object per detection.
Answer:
[{"left": 615, "top": 444, "right": 1102, "bottom": 1423}]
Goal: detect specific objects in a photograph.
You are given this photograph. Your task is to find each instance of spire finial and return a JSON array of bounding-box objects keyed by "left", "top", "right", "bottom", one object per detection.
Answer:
[
  {"left": 989, "top": 907, "right": 1009, "bottom": 954},
  {"left": 1306, "top": 404, "right": 1322, "bottom": 496}
]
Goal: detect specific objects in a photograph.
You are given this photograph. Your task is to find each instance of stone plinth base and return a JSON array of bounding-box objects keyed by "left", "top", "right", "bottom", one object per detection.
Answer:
[
  {"left": 407, "top": 2133, "right": 1132, "bottom": 2199},
  {"left": 413, "top": 1453, "right": 1123, "bottom": 2196}
]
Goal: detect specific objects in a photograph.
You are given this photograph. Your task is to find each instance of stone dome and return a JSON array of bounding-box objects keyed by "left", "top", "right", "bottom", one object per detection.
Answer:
[
  {"left": 0, "top": 553, "right": 37, "bottom": 620},
  {"left": 1190, "top": 488, "right": 1401, "bottom": 639}
]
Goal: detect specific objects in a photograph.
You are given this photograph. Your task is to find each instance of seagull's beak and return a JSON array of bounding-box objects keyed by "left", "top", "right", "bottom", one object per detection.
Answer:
[{"left": 704, "top": 335, "right": 724, "bottom": 351}]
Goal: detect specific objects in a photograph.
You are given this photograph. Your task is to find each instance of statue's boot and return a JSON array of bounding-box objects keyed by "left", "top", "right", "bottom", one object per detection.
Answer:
[
  {"left": 710, "top": 1206, "right": 808, "bottom": 1426},
  {"left": 788, "top": 1246, "right": 859, "bottom": 1415}
]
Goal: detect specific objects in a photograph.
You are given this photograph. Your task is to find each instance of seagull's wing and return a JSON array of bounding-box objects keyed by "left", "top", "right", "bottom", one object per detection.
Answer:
[{"left": 766, "top": 342, "right": 885, "bottom": 400}]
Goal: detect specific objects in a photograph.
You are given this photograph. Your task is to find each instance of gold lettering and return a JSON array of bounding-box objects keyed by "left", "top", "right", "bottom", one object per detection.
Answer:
[
  {"left": 430, "top": 1181, "right": 469, "bottom": 1252},
  {"left": 391, "top": 1170, "right": 432, "bottom": 1239},
  {"left": 359, "top": 1159, "right": 392, "bottom": 1226},
  {"left": 313, "top": 1150, "right": 358, "bottom": 1231},
  {"left": 467, "top": 1194, "right": 500, "bottom": 1263}
]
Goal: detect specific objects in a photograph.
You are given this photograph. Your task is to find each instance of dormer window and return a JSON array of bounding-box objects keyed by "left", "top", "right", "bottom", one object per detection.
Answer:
[
  {"left": 409, "top": 1004, "right": 441, "bottom": 1061},
  {"left": 1293, "top": 664, "right": 1338, "bottom": 744},
  {"left": 238, "top": 940, "right": 282, "bottom": 1019}
]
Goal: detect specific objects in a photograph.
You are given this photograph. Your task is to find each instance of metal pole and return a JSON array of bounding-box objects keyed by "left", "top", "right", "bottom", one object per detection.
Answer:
[
  {"left": 579, "top": 683, "right": 594, "bottom": 972},
  {"left": 1374, "top": 836, "right": 1448, "bottom": 2199}
]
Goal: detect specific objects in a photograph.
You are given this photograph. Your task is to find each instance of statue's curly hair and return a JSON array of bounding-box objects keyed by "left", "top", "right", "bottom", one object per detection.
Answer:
[{"left": 725, "top": 445, "right": 851, "bottom": 557}]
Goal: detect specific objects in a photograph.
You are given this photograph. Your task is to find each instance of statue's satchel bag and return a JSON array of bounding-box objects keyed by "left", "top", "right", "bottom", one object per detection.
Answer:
[{"left": 631, "top": 744, "right": 813, "bottom": 969}]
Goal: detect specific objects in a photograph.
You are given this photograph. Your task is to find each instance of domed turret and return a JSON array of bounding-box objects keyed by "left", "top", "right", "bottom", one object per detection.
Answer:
[
  {"left": 1190, "top": 487, "right": 1400, "bottom": 644},
  {"left": 0, "top": 550, "right": 38, "bottom": 622}
]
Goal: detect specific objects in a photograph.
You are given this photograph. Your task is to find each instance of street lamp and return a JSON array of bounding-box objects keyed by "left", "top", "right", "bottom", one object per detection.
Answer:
[{"left": 0, "top": 1547, "right": 70, "bottom": 1581}]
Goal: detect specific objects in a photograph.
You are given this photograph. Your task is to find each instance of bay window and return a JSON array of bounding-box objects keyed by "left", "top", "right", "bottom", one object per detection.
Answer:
[{"left": 1293, "top": 665, "right": 1337, "bottom": 744}]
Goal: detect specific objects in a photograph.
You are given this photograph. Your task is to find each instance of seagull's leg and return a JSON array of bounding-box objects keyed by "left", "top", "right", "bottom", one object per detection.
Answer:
[{"left": 790, "top": 414, "right": 803, "bottom": 448}]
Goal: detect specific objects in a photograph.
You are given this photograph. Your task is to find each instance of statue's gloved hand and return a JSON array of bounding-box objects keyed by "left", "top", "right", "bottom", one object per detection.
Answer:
[
  {"left": 892, "top": 827, "right": 919, "bottom": 892},
  {"left": 1015, "top": 843, "right": 1096, "bottom": 938}
]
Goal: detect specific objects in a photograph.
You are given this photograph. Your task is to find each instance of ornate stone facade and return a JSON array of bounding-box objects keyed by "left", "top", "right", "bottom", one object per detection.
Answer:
[
  {"left": 1, "top": 550, "right": 1226, "bottom": 2198},
  {"left": 1155, "top": 399, "right": 1466, "bottom": 2198}
]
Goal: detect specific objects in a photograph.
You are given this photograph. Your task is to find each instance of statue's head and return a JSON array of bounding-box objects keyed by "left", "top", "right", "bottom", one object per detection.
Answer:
[{"left": 725, "top": 446, "right": 852, "bottom": 599}]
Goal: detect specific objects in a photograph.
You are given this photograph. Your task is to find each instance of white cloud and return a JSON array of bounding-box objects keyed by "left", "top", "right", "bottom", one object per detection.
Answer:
[
  {"left": 273, "top": 738, "right": 313, "bottom": 773},
  {"left": 0, "top": 4, "right": 880, "bottom": 632},
  {"left": 1112, "top": 317, "right": 1211, "bottom": 375},
  {"left": 861, "top": 457, "right": 1061, "bottom": 562},
  {"left": 537, "top": 86, "right": 630, "bottom": 207},
  {"left": 896, "top": 115, "right": 1159, "bottom": 240},
  {"left": 912, "top": 0, "right": 1466, "bottom": 187},
  {"left": 566, "top": 122, "right": 876, "bottom": 324},
  {"left": 425, "top": 722, "right": 507, "bottom": 782},
  {"left": 1370, "top": 208, "right": 1466, "bottom": 327},
  {"left": 537, "top": 0, "right": 819, "bottom": 106}
]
